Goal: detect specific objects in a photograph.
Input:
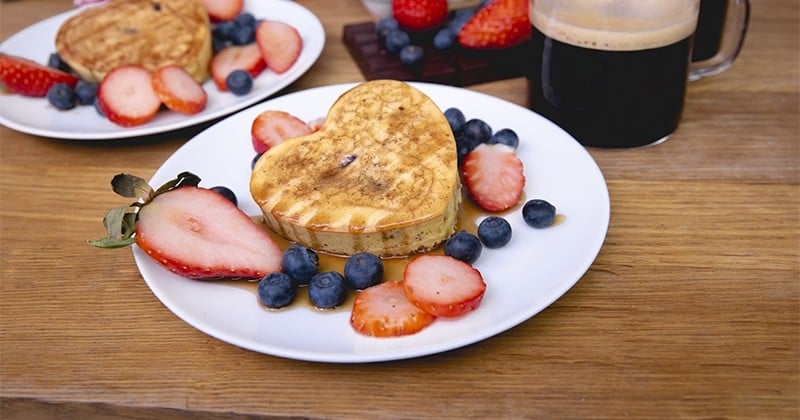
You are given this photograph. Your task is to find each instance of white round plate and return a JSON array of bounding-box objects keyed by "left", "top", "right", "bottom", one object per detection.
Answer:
[
  {"left": 0, "top": 0, "right": 324, "bottom": 140},
  {"left": 135, "top": 82, "right": 610, "bottom": 363}
]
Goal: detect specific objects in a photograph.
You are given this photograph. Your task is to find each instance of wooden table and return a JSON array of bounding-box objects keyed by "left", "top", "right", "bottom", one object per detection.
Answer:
[{"left": 1, "top": 0, "right": 798, "bottom": 418}]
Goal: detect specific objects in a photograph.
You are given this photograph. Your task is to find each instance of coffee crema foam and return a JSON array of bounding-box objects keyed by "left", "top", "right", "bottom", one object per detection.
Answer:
[{"left": 530, "top": 0, "right": 698, "bottom": 51}]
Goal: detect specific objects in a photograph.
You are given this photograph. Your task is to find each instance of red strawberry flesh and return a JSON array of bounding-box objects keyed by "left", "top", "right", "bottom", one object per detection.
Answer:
[
  {"left": 251, "top": 110, "right": 313, "bottom": 154},
  {"left": 392, "top": 0, "right": 448, "bottom": 31},
  {"left": 135, "top": 186, "right": 282, "bottom": 280},
  {"left": 0, "top": 53, "right": 78, "bottom": 97},
  {"left": 458, "top": 0, "right": 532, "bottom": 49},
  {"left": 151, "top": 65, "right": 208, "bottom": 115},
  {"left": 97, "top": 65, "right": 161, "bottom": 127},
  {"left": 462, "top": 143, "right": 525, "bottom": 212},
  {"left": 255, "top": 20, "right": 303, "bottom": 74},
  {"left": 210, "top": 44, "right": 266, "bottom": 91},
  {"left": 403, "top": 255, "right": 486, "bottom": 317},
  {"left": 350, "top": 281, "right": 436, "bottom": 337}
]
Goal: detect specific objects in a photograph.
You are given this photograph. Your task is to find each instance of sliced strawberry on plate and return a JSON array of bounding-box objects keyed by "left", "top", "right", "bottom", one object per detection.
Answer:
[
  {"left": 350, "top": 281, "right": 437, "bottom": 337},
  {"left": 306, "top": 117, "right": 325, "bottom": 133},
  {"left": 201, "top": 0, "right": 243, "bottom": 22},
  {"left": 458, "top": 0, "right": 531, "bottom": 49},
  {"left": 392, "top": 0, "right": 448, "bottom": 31},
  {"left": 255, "top": 20, "right": 303, "bottom": 74},
  {"left": 403, "top": 255, "right": 486, "bottom": 317},
  {"left": 210, "top": 43, "right": 266, "bottom": 91},
  {"left": 0, "top": 53, "right": 78, "bottom": 97},
  {"left": 96, "top": 65, "right": 161, "bottom": 127},
  {"left": 89, "top": 172, "right": 283, "bottom": 280},
  {"left": 462, "top": 143, "right": 525, "bottom": 212},
  {"left": 151, "top": 65, "right": 208, "bottom": 115},
  {"left": 251, "top": 110, "right": 313, "bottom": 154}
]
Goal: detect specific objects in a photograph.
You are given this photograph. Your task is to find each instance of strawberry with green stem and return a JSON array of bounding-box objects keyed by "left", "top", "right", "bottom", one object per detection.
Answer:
[{"left": 90, "top": 172, "right": 282, "bottom": 280}]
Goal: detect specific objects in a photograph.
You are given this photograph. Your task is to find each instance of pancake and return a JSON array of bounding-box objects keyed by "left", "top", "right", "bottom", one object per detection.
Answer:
[
  {"left": 55, "top": 0, "right": 212, "bottom": 82},
  {"left": 250, "top": 80, "right": 461, "bottom": 257}
]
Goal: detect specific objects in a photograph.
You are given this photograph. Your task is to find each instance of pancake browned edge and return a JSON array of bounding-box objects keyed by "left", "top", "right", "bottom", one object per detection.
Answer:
[
  {"left": 55, "top": 0, "right": 212, "bottom": 82},
  {"left": 250, "top": 80, "right": 461, "bottom": 258}
]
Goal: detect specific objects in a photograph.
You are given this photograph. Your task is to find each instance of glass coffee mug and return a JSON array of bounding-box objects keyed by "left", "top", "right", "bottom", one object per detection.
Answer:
[{"left": 527, "top": 0, "right": 750, "bottom": 148}]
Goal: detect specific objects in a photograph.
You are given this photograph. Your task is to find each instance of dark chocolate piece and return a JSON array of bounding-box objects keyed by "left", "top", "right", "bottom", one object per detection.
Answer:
[{"left": 343, "top": 21, "right": 531, "bottom": 87}]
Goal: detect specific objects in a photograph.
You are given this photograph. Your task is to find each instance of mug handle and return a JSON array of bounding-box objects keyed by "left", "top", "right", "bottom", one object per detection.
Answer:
[{"left": 689, "top": 0, "right": 750, "bottom": 81}]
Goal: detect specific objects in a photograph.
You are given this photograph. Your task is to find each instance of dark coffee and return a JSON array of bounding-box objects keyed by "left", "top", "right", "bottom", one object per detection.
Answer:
[
  {"left": 693, "top": 0, "right": 729, "bottom": 61},
  {"left": 527, "top": 19, "right": 694, "bottom": 148}
]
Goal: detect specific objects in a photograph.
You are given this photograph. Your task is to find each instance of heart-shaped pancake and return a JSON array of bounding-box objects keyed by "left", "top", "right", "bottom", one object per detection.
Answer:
[
  {"left": 55, "top": 0, "right": 212, "bottom": 82},
  {"left": 250, "top": 80, "right": 461, "bottom": 257}
]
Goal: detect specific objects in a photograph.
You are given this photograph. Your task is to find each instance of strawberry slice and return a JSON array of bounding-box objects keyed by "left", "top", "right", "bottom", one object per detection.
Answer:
[
  {"left": 350, "top": 281, "right": 437, "bottom": 337},
  {"left": 136, "top": 186, "right": 282, "bottom": 280},
  {"left": 96, "top": 65, "right": 161, "bottom": 127},
  {"left": 251, "top": 110, "right": 313, "bottom": 154},
  {"left": 392, "top": 0, "right": 448, "bottom": 31},
  {"left": 0, "top": 53, "right": 78, "bottom": 97},
  {"left": 458, "top": 0, "right": 532, "bottom": 49},
  {"left": 403, "top": 255, "right": 486, "bottom": 317},
  {"left": 151, "top": 65, "right": 208, "bottom": 115},
  {"left": 255, "top": 20, "right": 303, "bottom": 74},
  {"left": 210, "top": 43, "right": 266, "bottom": 91},
  {"left": 201, "top": 0, "right": 243, "bottom": 22},
  {"left": 462, "top": 143, "right": 525, "bottom": 212}
]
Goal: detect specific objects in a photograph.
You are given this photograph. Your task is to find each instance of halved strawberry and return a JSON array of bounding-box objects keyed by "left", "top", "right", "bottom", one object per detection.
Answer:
[
  {"left": 89, "top": 172, "right": 283, "bottom": 280},
  {"left": 462, "top": 143, "right": 525, "bottom": 212},
  {"left": 392, "top": 0, "right": 448, "bottom": 31},
  {"left": 306, "top": 117, "right": 325, "bottom": 133},
  {"left": 210, "top": 43, "right": 266, "bottom": 91},
  {"left": 458, "top": 0, "right": 531, "bottom": 49},
  {"left": 151, "top": 65, "right": 207, "bottom": 115},
  {"left": 350, "top": 281, "right": 437, "bottom": 337},
  {"left": 251, "top": 110, "right": 313, "bottom": 154},
  {"left": 255, "top": 20, "right": 303, "bottom": 74},
  {"left": 0, "top": 53, "right": 78, "bottom": 97},
  {"left": 96, "top": 65, "right": 161, "bottom": 127},
  {"left": 403, "top": 255, "right": 486, "bottom": 317},
  {"left": 201, "top": 0, "right": 243, "bottom": 22}
]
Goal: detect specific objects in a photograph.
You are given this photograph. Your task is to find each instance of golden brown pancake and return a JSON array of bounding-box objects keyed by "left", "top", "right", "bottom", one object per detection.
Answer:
[
  {"left": 55, "top": 0, "right": 212, "bottom": 82},
  {"left": 250, "top": 80, "right": 460, "bottom": 257}
]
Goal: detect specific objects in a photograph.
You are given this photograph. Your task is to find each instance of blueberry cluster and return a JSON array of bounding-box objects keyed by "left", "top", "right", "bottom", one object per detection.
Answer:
[
  {"left": 257, "top": 245, "right": 385, "bottom": 310},
  {"left": 438, "top": 106, "right": 557, "bottom": 264},
  {"left": 45, "top": 54, "right": 100, "bottom": 113},
  {"left": 211, "top": 12, "right": 260, "bottom": 95},
  {"left": 375, "top": 4, "right": 482, "bottom": 67}
]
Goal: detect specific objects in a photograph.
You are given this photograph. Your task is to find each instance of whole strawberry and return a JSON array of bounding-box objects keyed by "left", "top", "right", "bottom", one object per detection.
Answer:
[
  {"left": 458, "top": 0, "right": 531, "bottom": 48},
  {"left": 392, "top": 0, "right": 448, "bottom": 31}
]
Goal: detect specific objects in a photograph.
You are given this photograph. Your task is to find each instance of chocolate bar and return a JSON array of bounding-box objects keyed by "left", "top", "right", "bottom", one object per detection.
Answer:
[{"left": 343, "top": 21, "right": 531, "bottom": 87}]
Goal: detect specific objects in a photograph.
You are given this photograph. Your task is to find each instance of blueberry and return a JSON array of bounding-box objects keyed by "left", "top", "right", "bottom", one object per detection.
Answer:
[
  {"left": 433, "top": 27, "right": 457, "bottom": 50},
  {"left": 477, "top": 216, "right": 512, "bottom": 248},
  {"left": 46, "top": 83, "right": 76, "bottom": 111},
  {"left": 308, "top": 271, "right": 348, "bottom": 309},
  {"left": 229, "top": 23, "right": 255, "bottom": 45},
  {"left": 47, "top": 53, "right": 70, "bottom": 72},
  {"left": 212, "top": 37, "right": 229, "bottom": 53},
  {"left": 74, "top": 80, "right": 98, "bottom": 105},
  {"left": 462, "top": 118, "right": 493, "bottom": 144},
  {"left": 444, "top": 230, "right": 482, "bottom": 264},
  {"left": 93, "top": 96, "right": 105, "bottom": 117},
  {"left": 444, "top": 107, "right": 466, "bottom": 134},
  {"left": 210, "top": 186, "right": 237, "bottom": 206},
  {"left": 251, "top": 153, "right": 263, "bottom": 170},
  {"left": 399, "top": 44, "right": 424, "bottom": 66},
  {"left": 344, "top": 252, "right": 383, "bottom": 290},
  {"left": 257, "top": 272, "right": 297, "bottom": 309},
  {"left": 375, "top": 17, "right": 399, "bottom": 39},
  {"left": 456, "top": 135, "right": 482, "bottom": 166},
  {"left": 522, "top": 199, "right": 556, "bottom": 228},
  {"left": 226, "top": 69, "right": 253, "bottom": 95},
  {"left": 488, "top": 128, "right": 520, "bottom": 149},
  {"left": 384, "top": 29, "right": 410, "bottom": 54},
  {"left": 281, "top": 244, "right": 319, "bottom": 286},
  {"left": 234, "top": 12, "right": 257, "bottom": 31},
  {"left": 448, "top": 9, "right": 475, "bottom": 32},
  {"left": 213, "top": 21, "right": 237, "bottom": 41}
]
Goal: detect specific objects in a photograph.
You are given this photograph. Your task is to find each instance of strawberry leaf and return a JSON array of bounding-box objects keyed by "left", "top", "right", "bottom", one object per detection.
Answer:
[
  {"left": 111, "top": 173, "right": 153, "bottom": 201},
  {"left": 88, "top": 206, "right": 137, "bottom": 248},
  {"left": 154, "top": 171, "right": 201, "bottom": 196}
]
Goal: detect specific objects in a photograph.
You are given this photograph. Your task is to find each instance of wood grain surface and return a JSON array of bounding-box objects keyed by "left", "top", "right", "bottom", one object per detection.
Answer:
[{"left": 1, "top": 0, "right": 798, "bottom": 418}]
